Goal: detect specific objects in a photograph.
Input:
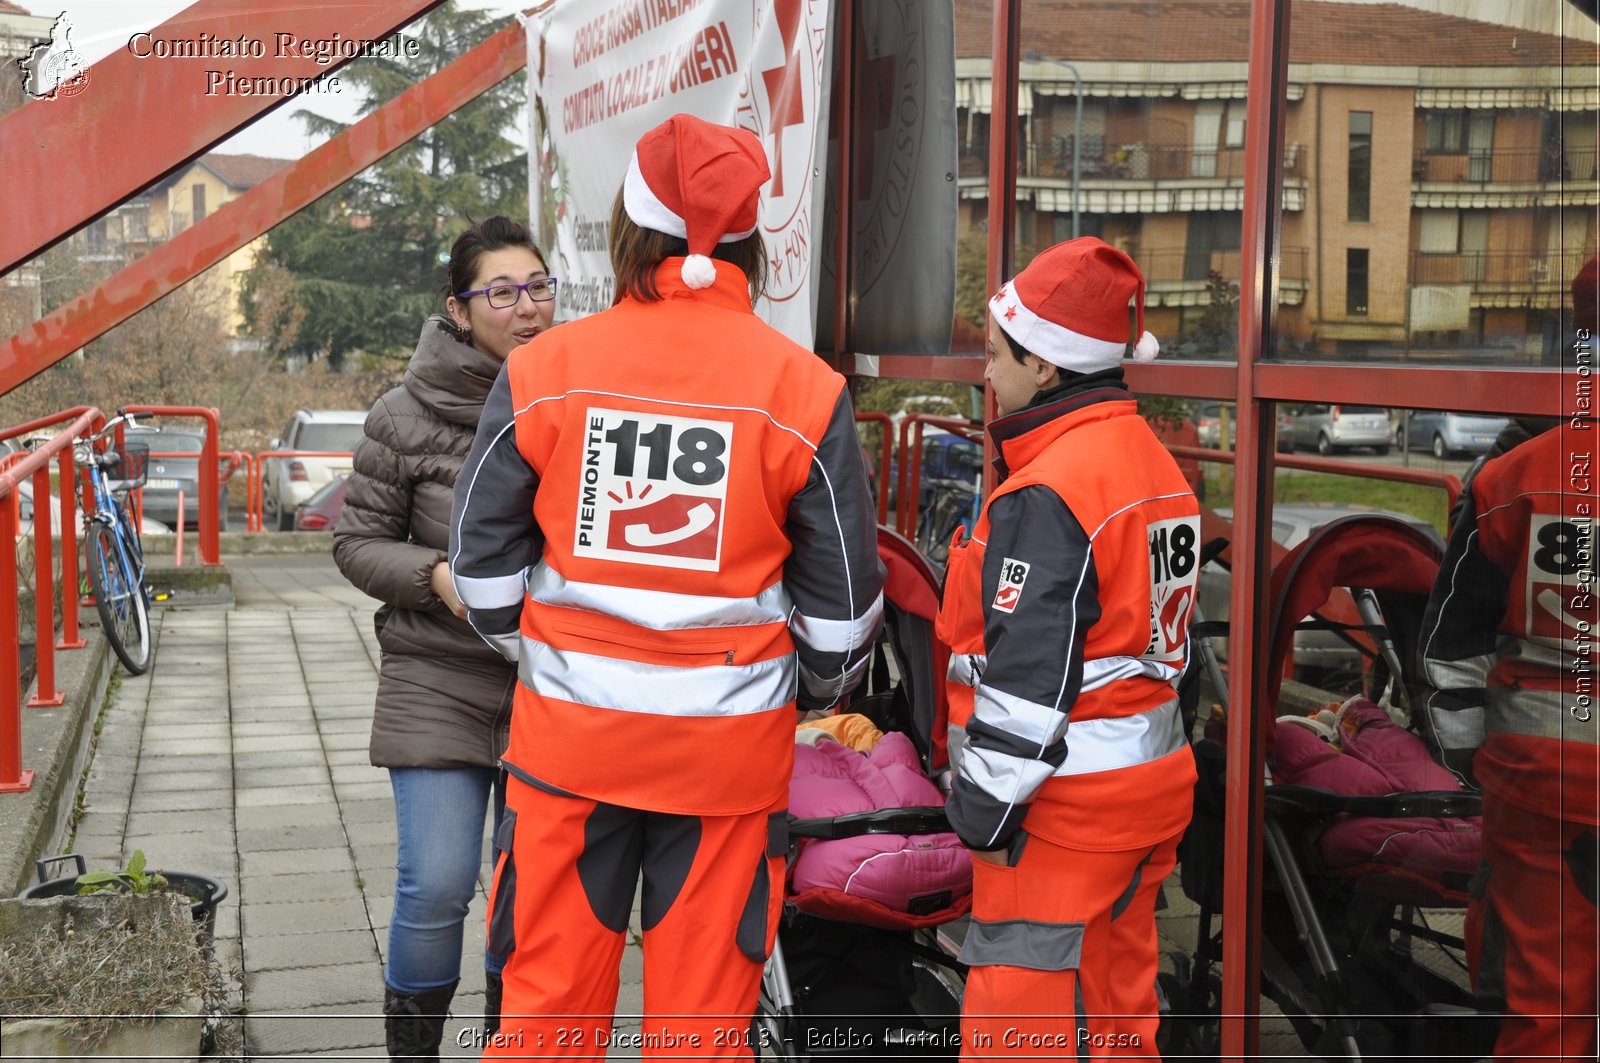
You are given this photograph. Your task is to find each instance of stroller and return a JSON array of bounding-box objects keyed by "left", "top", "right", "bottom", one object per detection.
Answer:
[
  {"left": 755, "top": 525, "right": 969, "bottom": 1060},
  {"left": 1161, "top": 514, "right": 1499, "bottom": 1062}
]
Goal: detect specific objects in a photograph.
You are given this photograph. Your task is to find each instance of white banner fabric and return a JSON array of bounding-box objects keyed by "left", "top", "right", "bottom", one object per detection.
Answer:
[{"left": 524, "top": 0, "right": 834, "bottom": 349}]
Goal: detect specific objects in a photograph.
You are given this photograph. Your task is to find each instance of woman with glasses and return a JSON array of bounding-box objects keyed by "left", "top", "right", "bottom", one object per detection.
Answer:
[{"left": 332, "top": 215, "right": 557, "bottom": 1060}]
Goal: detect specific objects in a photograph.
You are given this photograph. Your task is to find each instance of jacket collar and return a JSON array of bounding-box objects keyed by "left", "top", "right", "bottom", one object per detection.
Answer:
[
  {"left": 989, "top": 368, "right": 1132, "bottom": 479},
  {"left": 626, "top": 258, "right": 755, "bottom": 314},
  {"left": 404, "top": 315, "right": 504, "bottom": 428}
]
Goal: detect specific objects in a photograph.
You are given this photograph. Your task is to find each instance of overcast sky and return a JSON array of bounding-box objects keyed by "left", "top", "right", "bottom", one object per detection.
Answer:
[{"left": 22, "top": 1, "right": 528, "bottom": 160}]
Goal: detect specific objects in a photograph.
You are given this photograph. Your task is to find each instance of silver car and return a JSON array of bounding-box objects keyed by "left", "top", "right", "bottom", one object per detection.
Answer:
[
  {"left": 1396, "top": 410, "right": 1510, "bottom": 459},
  {"left": 1285, "top": 404, "right": 1391, "bottom": 456}
]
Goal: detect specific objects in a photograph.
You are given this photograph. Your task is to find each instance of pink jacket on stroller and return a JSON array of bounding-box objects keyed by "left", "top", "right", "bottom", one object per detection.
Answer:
[
  {"left": 1274, "top": 698, "right": 1481, "bottom": 900},
  {"left": 788, "top": 730, "right": 972, "bottom": 930}
]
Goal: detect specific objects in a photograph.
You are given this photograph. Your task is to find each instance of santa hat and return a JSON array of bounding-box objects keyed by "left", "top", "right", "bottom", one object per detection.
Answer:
[
  {"left": 623, "top": 113, "right": 771, "bottom": 290},
  {"left": 988, "top": 238, "right": 1160, "bottom": 372}
]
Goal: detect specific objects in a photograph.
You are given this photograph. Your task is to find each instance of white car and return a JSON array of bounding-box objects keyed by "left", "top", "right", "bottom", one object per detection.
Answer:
[{"left": 261, "top": 410, "right": 366, "bottom": 531}]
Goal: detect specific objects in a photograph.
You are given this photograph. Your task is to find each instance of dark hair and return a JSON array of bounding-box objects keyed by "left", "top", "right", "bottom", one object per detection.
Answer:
[
  {"left": 607, "top": 188, "right": 767, "bottom": 305},
  {"left": 996, "top": 325, "right": 1028, "bottom": 365},
  {"left": 444, "top": 216, "right": 545, "bottom": 302}
]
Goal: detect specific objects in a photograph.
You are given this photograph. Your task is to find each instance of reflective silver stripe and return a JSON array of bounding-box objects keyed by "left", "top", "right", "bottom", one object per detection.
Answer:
[
  {"left": 962, "top": 742, "right": 1056, "bottom": 808},
  {"left": 1423, "top": 651, "right": 1497, "bottom": 694},
  {"left": 1486, "top": 686, "right": 1598, "bottom": 745},
  {"left": 518, "top": 636, "right": 797, "bottom": 717},
  {"left": 455, "top": 569, "right": 528, "bottom": 610},
  {"left": 483, "top": 629, "right": 521, "bottom": 663},
  {"left": 1423, "top": 699, "right": 1486, "bottom": 751},
  {"left": 791, "top": 592, "right": 885, "bottom": 654},
  {"left": 800, "top": 653, "right": 870, "bottom": 704},
  {"left": 947, "top": 722, "right": 969, "bottom": 776},
  {"left": 973, "top": 684, "right": 1067, "bottom": 749},
  {"left": 947, "top": 653, "right": 986, "bottom": 688},
  {"left": 526, "top": 562, "right": 791, "bottom": 630},
  {"left": 1053, "top": 699, "right": 1185, "bottom": 777},
  {"left": 1080, "top": 655, "right": 1183, "bottom": 692}
]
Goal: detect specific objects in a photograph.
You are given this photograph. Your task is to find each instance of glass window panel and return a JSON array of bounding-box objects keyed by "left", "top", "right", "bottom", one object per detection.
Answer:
[
  {"left": 1280, "top": 1, "right": 1598, "bottom": 367},
  {"left": 1016, "top": 0, "right": 1248, "bottom": 363}
]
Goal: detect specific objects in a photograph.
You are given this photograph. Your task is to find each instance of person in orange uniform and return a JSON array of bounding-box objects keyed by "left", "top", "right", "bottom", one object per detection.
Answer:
[
  {"left": 1419, "top": 259, "right": 1598, "bottom": 1062},
  {"left": 449, "top": 114, "right": 883, "bottom": 1057},
  {"left": 937, "top": 239, "right": 1200, "bottom": 1059}
]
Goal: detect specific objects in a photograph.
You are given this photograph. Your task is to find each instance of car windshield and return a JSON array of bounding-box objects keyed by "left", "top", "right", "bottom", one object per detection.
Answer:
[{"left": 298, "top": 424, "right": 365, "bottom": 451}]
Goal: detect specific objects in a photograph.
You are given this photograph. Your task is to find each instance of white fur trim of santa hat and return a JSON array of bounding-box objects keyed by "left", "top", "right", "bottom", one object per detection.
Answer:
[{"left": 989, "top": 237, "right": 1160, "bottom": 371}]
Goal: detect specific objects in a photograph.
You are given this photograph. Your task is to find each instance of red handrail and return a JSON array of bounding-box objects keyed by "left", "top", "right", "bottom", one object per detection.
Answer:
[
  {"left": 0, "top": 407, "right": 102, "bottom": 794},
  {"left": 252, "top": 451, "right": 355, "bottom": 532},
  {"left": 854, "top": 411, "right": 893, "bottom": 527},
  {"left": 895, "top": 414, "right": 984, "bottom": 538},
  {"left": 1165, "top": 443, "right": 1463, "bottom": 515},
  {"left": 123, "top": 405, "right": 224, "bottom": 566}
]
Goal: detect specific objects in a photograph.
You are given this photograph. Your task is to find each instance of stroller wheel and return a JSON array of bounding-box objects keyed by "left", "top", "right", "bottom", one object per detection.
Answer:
[{"left": 1156, "top": 967, "right": 1222, "bottom": 1062}]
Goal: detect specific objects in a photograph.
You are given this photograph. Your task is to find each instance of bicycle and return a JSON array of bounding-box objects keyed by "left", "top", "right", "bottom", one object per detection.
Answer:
[{"left": 77, "top": 411, "right": 153, "bottom": 675}]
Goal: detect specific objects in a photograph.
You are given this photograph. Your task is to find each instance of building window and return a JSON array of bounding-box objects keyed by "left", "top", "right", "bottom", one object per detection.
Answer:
[
  {"left": 1348, "top": 112, "right": 1371, "bottom": 223},
  {"left": 1418, "top": 211, "right": 1459, "bottom": 254},
  {"left": 192, "top": 184, "right": 207, "bottom": 222},
  {"left": 1346, "top": 248, "right": 1369, "bottom": 316},
  {"left": 1224, "top": 101, "right": 1245, "bottom": 149},
  {"left": 1185, "top": 212, "right": 1242, "bottom": 281},
  {"left": 1424, "top": 110, "right": 1468, "bottom": 153}
]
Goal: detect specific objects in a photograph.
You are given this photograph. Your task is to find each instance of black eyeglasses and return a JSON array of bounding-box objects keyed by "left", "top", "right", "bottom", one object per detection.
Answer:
[{"left": 456, "top": 277, "right": 560, "bottom": 308}]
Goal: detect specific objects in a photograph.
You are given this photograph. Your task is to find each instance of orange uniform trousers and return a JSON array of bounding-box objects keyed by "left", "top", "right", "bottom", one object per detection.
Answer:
[
  {"left": 484, "top": 775, "right": 786, "bottom": 1060},
  {"left": 960, "top": 831, "right": 1180, "bottom": 1061},
  {"left": 1467, "top": 796, "right": 1598, "bottom": 1063}
]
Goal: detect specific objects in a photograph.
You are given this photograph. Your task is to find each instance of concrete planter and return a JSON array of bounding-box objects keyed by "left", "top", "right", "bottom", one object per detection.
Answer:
[
  {"left": 1, "top": 997, "right": 205, "bottom": 1061},
  {"left": 0, "top": 891, "right": 219, "bottom": 1060}
]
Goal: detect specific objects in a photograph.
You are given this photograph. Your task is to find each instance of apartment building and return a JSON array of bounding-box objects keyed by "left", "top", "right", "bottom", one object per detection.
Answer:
[{"left": 954, "top": 0, "right": 1598, "bottom": 363}]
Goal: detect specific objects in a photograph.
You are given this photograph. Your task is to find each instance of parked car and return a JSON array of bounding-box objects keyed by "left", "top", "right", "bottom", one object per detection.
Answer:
[
  {"left": 126, "top": 424, "right": 229, "bottom": 532},
  {"left": 1198, "top": 504, "right": 1442, "bottom": 686},
  {"left": 261, "top": 410, "right": 366, "bottom": 531},
  {"left": 294, "top": 474, "right": 349, "bottom": 532},
  {"left": 1284, "top": 404, "right": 1391, "bottom": 456},
  {"left": 1395, "top": 410, "right": 1510, "bottom": 459},
  {"left": 1191, "top": 401, "right": 1237, "bottom": 450}
]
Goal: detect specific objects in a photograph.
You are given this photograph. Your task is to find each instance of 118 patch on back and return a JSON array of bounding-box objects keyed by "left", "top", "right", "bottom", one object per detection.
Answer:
[
  {"left": 574, "top": 407, "right": 734, "bottom": 571},
  {"left": 1144, "top": 516, "right": 1200, "bottom": 664}
]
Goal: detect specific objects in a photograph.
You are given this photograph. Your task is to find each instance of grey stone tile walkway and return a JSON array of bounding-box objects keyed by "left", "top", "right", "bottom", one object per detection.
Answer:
[{"left": 68, "top": 552, "right": 647, "bottom": 1059}]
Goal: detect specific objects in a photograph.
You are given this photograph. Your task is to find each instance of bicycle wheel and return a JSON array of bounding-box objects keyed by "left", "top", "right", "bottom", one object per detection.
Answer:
[{"left": 87, "top": 519, "right": 151, "bottom": 674}]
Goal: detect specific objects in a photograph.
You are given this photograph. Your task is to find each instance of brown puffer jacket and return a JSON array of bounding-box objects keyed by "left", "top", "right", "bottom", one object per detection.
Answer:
[{"left": 333, "top": 316, "right": 517, "bottom": 769}]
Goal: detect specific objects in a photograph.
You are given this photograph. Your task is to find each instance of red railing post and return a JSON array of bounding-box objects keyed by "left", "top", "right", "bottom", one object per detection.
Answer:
[
  {"left": 55, "top": 446, "right": 84, "bottom": 651},
  {"left": 26, "top": 465, "right": 63, "bottom": 707},
  {"left": 0, "top": 489, "right": 32, "bottom": 793}
]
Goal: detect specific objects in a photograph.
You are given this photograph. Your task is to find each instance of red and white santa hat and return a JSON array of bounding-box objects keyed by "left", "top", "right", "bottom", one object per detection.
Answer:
[
  {"left": 988, "top": 237, "right": 1160, "bottom": 371},
  {"left": 622, "top": 113, "right": 771, "bottom": 290}
]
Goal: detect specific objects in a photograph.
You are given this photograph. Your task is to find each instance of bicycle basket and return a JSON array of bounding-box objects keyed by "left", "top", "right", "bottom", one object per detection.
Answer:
[{"left": 106, "top": 440, "right": 149, "bottom": 492}]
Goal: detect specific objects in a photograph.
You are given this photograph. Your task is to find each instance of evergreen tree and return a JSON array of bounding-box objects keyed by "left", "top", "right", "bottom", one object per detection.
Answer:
[{"left": 243, "top": 2, "right": 528, "bottom": 368}]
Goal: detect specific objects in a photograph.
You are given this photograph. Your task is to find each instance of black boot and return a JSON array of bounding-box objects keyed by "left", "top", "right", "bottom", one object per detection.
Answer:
[
  {"left": 383, "top": 980, "right": 457, "bottom": 1062},
  {"left": 483, "top": 970, "right": 503, "bottom": 1038}
]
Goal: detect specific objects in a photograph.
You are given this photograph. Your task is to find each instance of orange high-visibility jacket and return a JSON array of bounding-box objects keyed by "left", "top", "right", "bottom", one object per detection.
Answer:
[
  {"left": 937, "top": 380, "right": 1200, "bottom": 851},
  {"left": 1421, "top": 425, "right": 1599, "bottom": 824},
  {"left": 450, "top": 262, "right": 884, "bottom": 816}
]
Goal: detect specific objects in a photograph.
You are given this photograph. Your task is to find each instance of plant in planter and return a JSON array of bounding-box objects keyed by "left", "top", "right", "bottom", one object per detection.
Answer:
[
  {"left": 23, "top": 852, "right": 228, "bottom": 942},
  {"left": 1, "top": 853, "right": 236, "bottom": 1060}
]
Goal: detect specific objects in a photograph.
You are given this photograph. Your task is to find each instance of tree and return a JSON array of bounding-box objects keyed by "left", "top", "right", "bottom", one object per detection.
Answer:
[{"left": 243, "top": 1, "right": 528, "bottom": 368}]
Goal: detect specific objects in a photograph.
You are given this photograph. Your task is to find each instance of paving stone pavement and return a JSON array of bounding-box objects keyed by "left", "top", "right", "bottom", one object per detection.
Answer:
[{"left": 69, "top": 552, "right": 648, "bottom": 1060}]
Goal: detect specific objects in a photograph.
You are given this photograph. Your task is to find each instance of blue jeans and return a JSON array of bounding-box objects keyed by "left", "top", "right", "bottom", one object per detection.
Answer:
[{"left": 386, "top": 767, "right": 506, "bottom": 994}]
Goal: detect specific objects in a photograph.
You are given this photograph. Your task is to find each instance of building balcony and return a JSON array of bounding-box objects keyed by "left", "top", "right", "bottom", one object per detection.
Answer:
[
  {"left": 1137, "top": 246, "right": 1309, "bottom": 308},
  {"left": 1412, "top": 148, "right": 1599, "bottom": 208},
  {"left": 958, "top": 142, "right": 1308, "bottom": 212},
  {"left": 1409, "top": 249, "right": 1593, "bottom": 309}
]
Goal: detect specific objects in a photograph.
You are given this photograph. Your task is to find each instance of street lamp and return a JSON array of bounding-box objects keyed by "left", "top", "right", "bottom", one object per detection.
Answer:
[{"left": 1022, "top": 51, "right": 1081, "bottom": 239}]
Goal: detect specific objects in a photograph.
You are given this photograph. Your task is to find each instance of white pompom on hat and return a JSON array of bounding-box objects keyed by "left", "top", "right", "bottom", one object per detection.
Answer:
[
  {"left": 988, "top": 237, "right": 1161, "bottom": 372},
  {"left": 622, "top": 113, "right": 772, "bottom": 290}
]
